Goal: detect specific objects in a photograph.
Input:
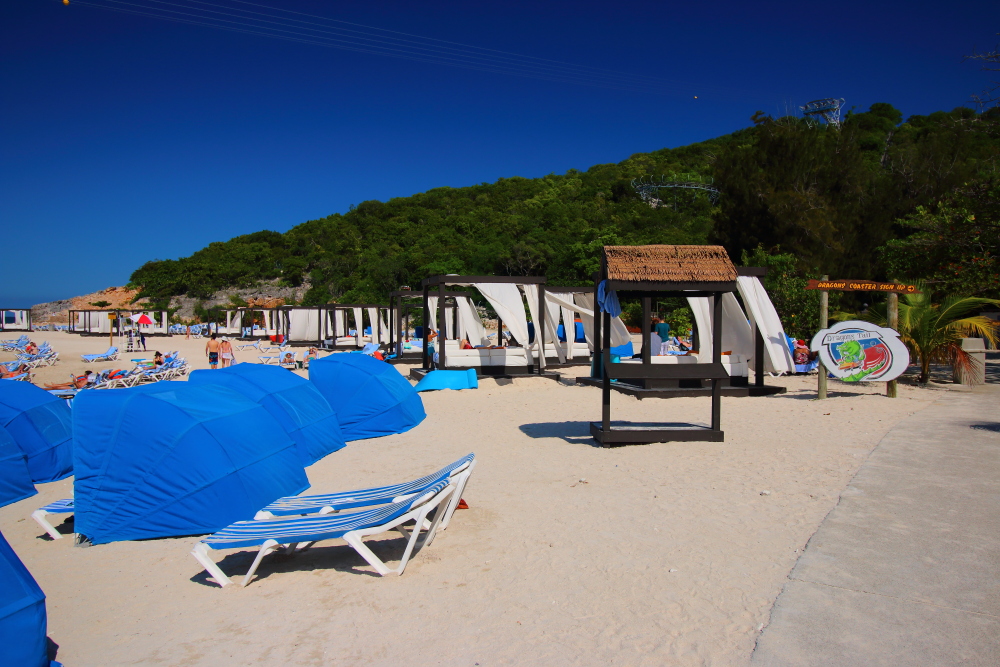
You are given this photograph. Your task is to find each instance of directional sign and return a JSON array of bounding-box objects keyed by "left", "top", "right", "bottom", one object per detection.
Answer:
[{"left": 805, "top": 280, "right": 919, "bottom": 293}]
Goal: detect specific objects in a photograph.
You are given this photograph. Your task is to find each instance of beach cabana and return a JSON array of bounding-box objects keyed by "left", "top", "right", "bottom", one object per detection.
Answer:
[
  {"left": 420, "top": 275, "right": 549, "bottom": 375},
  {"left": 0, "top": 531, "right": 50, "bottom": 667},
  {"left": 319, "top": 304, "right": 390, "bottom": 350},
  {"left": 189, "top": 364, "right": 346, "bottom": 465},
  {"left": 309, "top": 353, "right": 425, "bottom": 441},
  {"left": 0, "top": 425, "right": 36, "bottom": 508},
  {"left": 0, "top": 309, "right": 32, "bottom": 332},
  {"left": 592, "top": 245, "right": 742, "bottom": 445},
  {"left": 537, "top": 286, "right": 602, "bottom": 367},
  {"left": 72, "top": 382, "right": 309, "bottom": 545},
  {"left": 68, "top": 309, "right": 120, "bottom": 335},
  {"left": 0, "top": 382, "right": 73, "bottom": 483}
]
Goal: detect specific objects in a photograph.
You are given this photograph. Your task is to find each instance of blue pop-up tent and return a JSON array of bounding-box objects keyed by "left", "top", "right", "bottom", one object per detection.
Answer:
[
  {"left": 72, "top": 382, "right": 309, "bottom": 545},
  {"left": 189, "top": 364, "right": 346, "bottom": 466},
  {"left": 309, "top": 353, "right": 425, "bottom": 441},
  {"left": 0, "top": 382, "right": 73, "bottom": 484},
  {"left": 0, "top": 530, "right": 50, "bottom": 667},
  {"left": 0, "top": 425, "right": 36, "bottom": 509}
]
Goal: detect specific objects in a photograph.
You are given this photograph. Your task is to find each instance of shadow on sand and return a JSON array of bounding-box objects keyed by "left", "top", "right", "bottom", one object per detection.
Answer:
[{"left": 519, "top": 421, "right": 602, "bottom": 447}]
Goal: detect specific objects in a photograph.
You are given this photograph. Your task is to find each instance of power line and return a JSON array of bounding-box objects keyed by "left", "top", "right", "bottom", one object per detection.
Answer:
[{"left": 62, "top": 0, "right": 773, "bottom": 98}]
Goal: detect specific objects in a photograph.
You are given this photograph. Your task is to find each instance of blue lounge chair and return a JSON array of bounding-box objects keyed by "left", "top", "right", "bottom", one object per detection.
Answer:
[
  {"left": 255, "top": 453, "right": 475, "bottom": 531},
  {"left": 81, "top": 347, "right": 118, "bottom": 363},
  {"left": 31, "top": 499, "right": 76, "bottom": 540},
  {"left": 191, "top": 479, "right": 454, "bottom": 587}
]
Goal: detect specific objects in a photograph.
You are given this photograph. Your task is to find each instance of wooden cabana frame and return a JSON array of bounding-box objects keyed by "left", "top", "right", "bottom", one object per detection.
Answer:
[
  {"left": 0, "top": 308, "right": 32, "bottom": 332},
  {"left": 420, "top": 275, "right": 547, "bottom": 376},
  {"left": 388, "top": 289, "right": 465, "bottom": 361},
  {"left": 592, "top": 245, "right": 739, "bottom": 446},
  {"left": 232, "top": 306, "right": 281, "bottom": 340},
  {"left": 68, "top": 309, "right": 123, "bottom": 336},
  {"left": 318, "top": 303, "right": 387, "bottom": 350}
]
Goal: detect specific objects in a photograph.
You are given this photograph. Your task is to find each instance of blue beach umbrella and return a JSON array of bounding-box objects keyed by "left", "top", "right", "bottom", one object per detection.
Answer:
[
  {"left": 0, "top": 530, "right": 51, "bottom": 667},
  {"left": 0, "top": 424, "right": 36, "bottom": 508},
  {"left": 0, "top": 381, "right": 73, "bottom": 484},
  {"left": 72, "top": 382, "right": 309, "bottom": 545},
  {"left": 309, "top": 353, "right": 425, "bottom": 441},
  {"left": 189, "top": 364, "right": 346, "bottom": 466}
]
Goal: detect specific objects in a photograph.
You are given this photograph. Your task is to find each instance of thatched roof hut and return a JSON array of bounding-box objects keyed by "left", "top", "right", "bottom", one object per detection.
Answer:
[{"left": 603, "top": 245, "right": 737, "bottom": 285}]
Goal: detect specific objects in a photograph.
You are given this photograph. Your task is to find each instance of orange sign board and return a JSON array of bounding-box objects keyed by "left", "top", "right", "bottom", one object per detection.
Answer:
[{"left": 805, "top": 280, "right": 919, "bottom": 294}]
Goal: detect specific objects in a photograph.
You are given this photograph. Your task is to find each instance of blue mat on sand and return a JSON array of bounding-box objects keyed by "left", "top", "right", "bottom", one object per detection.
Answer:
[{"left": 414, "top": 369, "right": 479, "bottom": 392}]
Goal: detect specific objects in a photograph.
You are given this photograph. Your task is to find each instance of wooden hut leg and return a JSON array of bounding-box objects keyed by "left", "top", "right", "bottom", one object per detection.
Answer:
[
  {"left": 438, "top": 284, "right": 446, "bottom": 369},
  {"left": 712, "top": 294, "right": 723, "bottom": 432},
  {"left": 754, "top": 321, "right": 765, "bottom": 387},
  {"left": 422, "top": 287, "right": 430, "bottom": 370},
  {"left": 602, "top": 311, "right": 611, "bottom": 446},
  {"left": 641, "top": 296, "right": 651, "bottom": 389}
]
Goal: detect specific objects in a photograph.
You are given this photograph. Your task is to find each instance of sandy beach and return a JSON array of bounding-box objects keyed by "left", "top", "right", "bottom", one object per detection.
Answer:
[{"left": 0, "top": 331, "right": 947, "bottom": 665}]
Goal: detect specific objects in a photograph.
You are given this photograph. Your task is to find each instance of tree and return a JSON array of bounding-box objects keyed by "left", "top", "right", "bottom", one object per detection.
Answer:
[{"left": 860, "top": 287, "right": 999, "bottom": 384}]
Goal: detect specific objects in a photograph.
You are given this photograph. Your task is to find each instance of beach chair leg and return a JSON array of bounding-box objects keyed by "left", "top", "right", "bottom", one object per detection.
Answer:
[
  {"left": 191, "top": 542, "right": 234, "bottom": 588},
  {"left": 241, "top": 539, "right": 281, "bottom": 587},
  {"left": 441, "top": 462, "right": 476, "bottom": 530},
  {"left": 343, "top": 532, "right": 394, "bottom": 576},
  {"left": 31, "top": 510, "right": 63, "bottom": 540}
]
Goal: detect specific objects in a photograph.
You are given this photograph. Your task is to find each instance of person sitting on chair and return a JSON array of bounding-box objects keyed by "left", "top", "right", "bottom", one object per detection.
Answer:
[{"left": 0, "top": 363, "right": 31, "bottom": 379}]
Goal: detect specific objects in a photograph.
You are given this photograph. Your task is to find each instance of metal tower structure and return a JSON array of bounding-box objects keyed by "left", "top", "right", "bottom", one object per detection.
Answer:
[
  {"left": 801, "top": 98, "right": 845, "bottom": 126},
  {"left": 631, "top": 174, "right": 720, "bottom": 207}
]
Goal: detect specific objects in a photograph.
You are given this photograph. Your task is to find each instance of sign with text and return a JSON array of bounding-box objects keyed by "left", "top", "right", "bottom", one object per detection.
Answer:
[
  {"left": 810, "top": 321, "right": 909, "bottom": 383},
  {"left": 805, "top": 279, "right": 919, "bottom": 293}
]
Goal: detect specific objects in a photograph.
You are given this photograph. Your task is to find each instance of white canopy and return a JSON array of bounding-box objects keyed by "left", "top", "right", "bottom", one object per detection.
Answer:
[
  {"left": 473, "top": 283, "right": 531, "bottom": 351},
  {"left": 687, "top": 294, "right": 753, "bottom": 360},
  {"left": 737, "top": 276, "right": 794, "bottom": 374}
]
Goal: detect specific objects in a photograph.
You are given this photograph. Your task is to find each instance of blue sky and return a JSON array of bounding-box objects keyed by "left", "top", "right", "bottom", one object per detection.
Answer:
[{"left": 2, "top": 0, "right": 998, "bottom": 307}]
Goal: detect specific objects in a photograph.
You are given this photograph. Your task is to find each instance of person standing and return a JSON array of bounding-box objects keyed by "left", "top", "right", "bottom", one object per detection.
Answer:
[
  {"left": 205, "top": 333, "right": 221, "bottom": 369},
  {"left": 139, "top": 330, "right": 147, "bottom": 352},
  {"left": 219, "top": 337, "right": 235, "bottom": 368}
]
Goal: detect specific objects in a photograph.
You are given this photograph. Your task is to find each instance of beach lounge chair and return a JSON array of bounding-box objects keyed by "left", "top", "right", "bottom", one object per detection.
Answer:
[
  {"left": 191, "top": 478, "right": 453, "bottom": 587},
  {"left": 81, "top": 346, "right": 119, "bottom": 363},
  {"left": 31, "top": 498, "right": 76, "bottom": 540},
  {"left": 236, "top": 341, "right": 262, "bottom": 352},
  {"left": 255, "top": 453, "right": 475, "bottom": 531},
  {"left": 279, "top": 351, "right": 299, "bottom": 370},
  {"left": 31, "top": 454, "right": 473, "bottom": 546}
]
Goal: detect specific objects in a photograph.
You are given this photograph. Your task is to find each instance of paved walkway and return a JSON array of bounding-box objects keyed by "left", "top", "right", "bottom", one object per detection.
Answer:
[{"left": 752, "top": 386, "right": 1000, "bottom": 666}]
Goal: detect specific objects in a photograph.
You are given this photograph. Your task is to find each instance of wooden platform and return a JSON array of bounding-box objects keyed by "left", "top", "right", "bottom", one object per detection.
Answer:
[
  {"left": 574, "top": 376, "right": 786, "bottom": 399},
  {"left": 590, "top": 421, "right": 725, "bottom": 445},
  {"left": 409, "top": 367, "right": 563, "bottom": 382}
]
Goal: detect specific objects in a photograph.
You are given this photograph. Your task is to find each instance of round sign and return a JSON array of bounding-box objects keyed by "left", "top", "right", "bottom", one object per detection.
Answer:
[{"left": 810, "top": 320, "right": 909, "bottom": 383}]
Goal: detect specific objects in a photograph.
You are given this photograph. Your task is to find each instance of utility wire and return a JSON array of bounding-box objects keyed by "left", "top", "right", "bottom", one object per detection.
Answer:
[{"left": 63, "top": 0, "right": 767, "bottom": 98}]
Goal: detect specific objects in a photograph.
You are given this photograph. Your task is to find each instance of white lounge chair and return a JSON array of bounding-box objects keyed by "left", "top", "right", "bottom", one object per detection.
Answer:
[{"left": 191, "top": 479, "right": 454, "bottom": 587}]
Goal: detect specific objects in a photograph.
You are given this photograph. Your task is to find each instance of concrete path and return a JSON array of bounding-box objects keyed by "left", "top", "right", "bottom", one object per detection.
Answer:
[{"left": 752, "top": 386, "right": 1000, "bottom": 666}]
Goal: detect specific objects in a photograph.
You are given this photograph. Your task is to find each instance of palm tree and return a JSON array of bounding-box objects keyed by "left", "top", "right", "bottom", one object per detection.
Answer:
[{"left": 860, "top": 287, "right": 999, "bottom": 384}]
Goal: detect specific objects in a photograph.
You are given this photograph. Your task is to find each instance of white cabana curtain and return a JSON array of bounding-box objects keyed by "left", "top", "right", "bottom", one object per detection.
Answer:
[
  {"left": 351, "top": 308, "right": 364, "bottom": 346},
  {"left": 366, "top": 308, "right": 379, "bottom": 343},
  {"left": 555, "top": 292, "right": 630, "bottom": 349},
  {"left": 521, "top": 285, "right": 553, "bottom": 367},
  {"left": 456, "top": 297, "right": 488, "bottom": 346},
  {"left": 737, "top": 276, "right": 794, "bottom": 374},
  {"left": 474, "top": 283, "right": 530, "bottom": 350},
  {"left": 379, "top": 309, "right": 390, "bottom": 344},
  {"left": 542, "top": 290, "right": 569, "bottom": 362},
  {"left": 687, "top": 294, "right": 754, "bottom": 360}
]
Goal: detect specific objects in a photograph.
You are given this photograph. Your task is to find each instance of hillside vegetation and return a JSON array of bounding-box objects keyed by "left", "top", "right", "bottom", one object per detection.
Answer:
[{"left": 130, "top": 104, "right": 1000, "bottom": 316}]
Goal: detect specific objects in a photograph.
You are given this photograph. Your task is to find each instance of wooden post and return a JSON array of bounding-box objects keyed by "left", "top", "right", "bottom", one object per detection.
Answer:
[
  {"left": 886, "top": 292, "right": 898, "bottom": 398},
  {"left": 754, "top": 320, "right": 765, "bottom": 388},
  {"left": 421, "top": 287, "right": 429, "bottom": 370},
  {"left": 641, "top": 296, "right": 651, "bottom": 388},
  {"left": 438, "top": 283, "right": 446, "bottom": 370},
  {"left": 592, "top": 285, "right": 603, "bottom": 379},
  {"left": 711, "top": 295, "right": 723, "bottom": 431},
  {"left": 602, "top": 310, "right": 612, "bottom": 442},
  {"left": 818, "top": 275, "right": 829, "bottom": 400}
]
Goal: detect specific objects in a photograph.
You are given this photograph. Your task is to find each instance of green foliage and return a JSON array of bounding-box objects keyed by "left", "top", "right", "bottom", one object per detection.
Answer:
[
  {"left": 89, "top": 300, "right": 111, "bottom": 308},
  {"left": 130, "top": 141, "right": 726, "bottom": 304},
  {"left": 858, "top": 286, "right": 1000, "bottom": 383},
  {"left": 665, "top": 306, "right": 692, "bottom": 336},
  {"left": 881, "top": 176, "right": 1000, "bottom": 299},
  {"left": 713, "top": 105, "right": 1000, "bottom": 279}
]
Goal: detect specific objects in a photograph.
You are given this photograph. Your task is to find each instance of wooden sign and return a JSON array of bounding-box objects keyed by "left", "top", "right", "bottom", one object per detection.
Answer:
[{"left": 805, "top": 280, "right": 919, "bottom": 294}]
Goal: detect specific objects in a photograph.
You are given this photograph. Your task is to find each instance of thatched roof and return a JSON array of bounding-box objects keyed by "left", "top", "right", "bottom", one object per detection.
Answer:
[{"left": 603, "top": 245, "right": 737, "bottom": 283}]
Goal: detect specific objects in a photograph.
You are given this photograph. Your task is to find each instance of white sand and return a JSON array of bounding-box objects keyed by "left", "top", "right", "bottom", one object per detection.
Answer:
[{"left": 1, "top": 332, "right": 940, "bottom": 665}]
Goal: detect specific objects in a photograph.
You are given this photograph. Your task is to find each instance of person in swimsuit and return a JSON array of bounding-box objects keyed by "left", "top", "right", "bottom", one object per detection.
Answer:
[
  {"left": 205, "top": 332, "right": 221, "bottom": 369},
  {"left": 219, "top": 337, "right": 235, "bottom": 368}
]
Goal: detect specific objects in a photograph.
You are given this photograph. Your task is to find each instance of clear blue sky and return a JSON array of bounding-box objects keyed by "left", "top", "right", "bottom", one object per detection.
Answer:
[{"left": 2, "top": 0, "right": 997, "bottom": 307}]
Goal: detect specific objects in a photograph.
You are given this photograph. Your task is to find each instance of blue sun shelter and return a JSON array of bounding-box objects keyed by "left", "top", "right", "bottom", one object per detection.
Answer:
[
  {"left": 0, "top": 530, "right": 51, "bottom": 667},
  {"left": 189, "top": 364, "right": 346, "bottom": 466},
  {"left": 72, "top": 382, "right": 309, "bottom": 545},
  {"left": 309, "top": 353, "right": 425, "bottom": 441},
  {"left": 0, "top": 381, "right": 73, "bottom": 484},
  {"left": 0, "top": 425, "right": 36, "bottom": 509}
]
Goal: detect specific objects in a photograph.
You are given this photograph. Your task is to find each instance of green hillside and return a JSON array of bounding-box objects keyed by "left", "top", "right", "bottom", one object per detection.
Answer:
[{"left": 130, "top": 103, "right": 1000, "bottom": 312}]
